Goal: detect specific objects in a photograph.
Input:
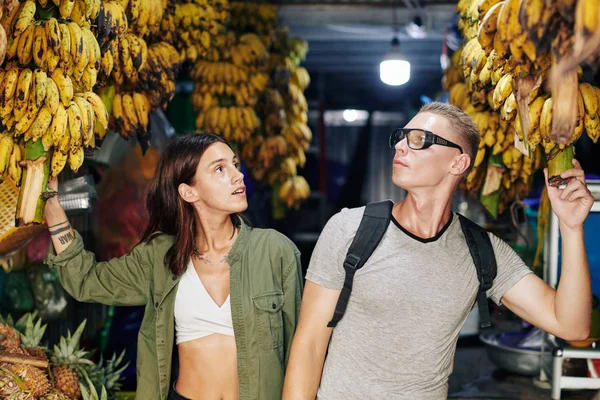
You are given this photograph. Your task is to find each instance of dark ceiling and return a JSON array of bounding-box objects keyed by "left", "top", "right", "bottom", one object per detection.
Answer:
[{"left": 280, "top": 1, "right": 459, "bottom": 111}]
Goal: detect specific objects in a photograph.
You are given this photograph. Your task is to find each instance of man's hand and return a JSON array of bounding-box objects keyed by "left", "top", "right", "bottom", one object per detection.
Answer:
[{"left": 544, "top": 159, "right": 594, "bottom": 230}]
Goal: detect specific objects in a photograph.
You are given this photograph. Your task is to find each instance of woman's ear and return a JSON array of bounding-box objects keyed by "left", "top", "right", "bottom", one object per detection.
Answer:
[{"left": 178, "top": 183, "right": 198, "bottom": 203}]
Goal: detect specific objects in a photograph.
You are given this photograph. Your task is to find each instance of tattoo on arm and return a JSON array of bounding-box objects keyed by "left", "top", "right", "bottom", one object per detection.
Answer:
[
  {"left": 48, "top": 220, "right": 69, "bottom": 229},
  {"left": 49, "top": 225, "right": 72, "bottom": 236},
  {"left": 57, "top": 232, "right": 74, "bottom": 245}
]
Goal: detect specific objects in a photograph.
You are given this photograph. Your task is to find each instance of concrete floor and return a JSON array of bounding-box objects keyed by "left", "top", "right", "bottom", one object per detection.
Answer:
[{"left": 448, "top": 329, "right": 600, "bottom": 400}]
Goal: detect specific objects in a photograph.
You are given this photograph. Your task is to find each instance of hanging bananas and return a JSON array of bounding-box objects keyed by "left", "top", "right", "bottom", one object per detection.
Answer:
[{"left": 450, "top": 0, "right": 600, "bottom": 217}]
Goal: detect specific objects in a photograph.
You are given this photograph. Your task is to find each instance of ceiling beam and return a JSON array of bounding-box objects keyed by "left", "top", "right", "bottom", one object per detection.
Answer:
[{"left": 279, "top": 4, "right": 457, "bottom": 28}]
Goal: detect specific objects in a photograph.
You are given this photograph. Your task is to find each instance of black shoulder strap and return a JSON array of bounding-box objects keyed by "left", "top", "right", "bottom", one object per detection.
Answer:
[
  {"left": 458, "top": 214, "right": 497, "bottom": 329},
  {"left": 328, "top": 200, "right": 393, "bottom": 328}
]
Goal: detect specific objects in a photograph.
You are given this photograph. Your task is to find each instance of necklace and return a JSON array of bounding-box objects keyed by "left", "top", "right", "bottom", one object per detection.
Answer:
[{"left": 192, "top": 224, "right": 237, "bottom": 265}]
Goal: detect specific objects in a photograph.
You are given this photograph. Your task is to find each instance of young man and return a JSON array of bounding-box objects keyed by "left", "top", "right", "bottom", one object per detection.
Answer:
[{"left": 282, "top": 102, "right": 594, "bottom": 399}]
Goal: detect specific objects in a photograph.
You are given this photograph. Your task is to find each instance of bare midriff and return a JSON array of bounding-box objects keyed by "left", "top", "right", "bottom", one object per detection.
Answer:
[{"left": 175, "top": 334, "right": 238, "bottom": 400}]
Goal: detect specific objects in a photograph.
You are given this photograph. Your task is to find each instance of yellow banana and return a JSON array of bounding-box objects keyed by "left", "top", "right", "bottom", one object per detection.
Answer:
[
  {"left": 132, "top": 92, "right": 149, "bottom": 131},
  {"left": 119, "top": 36, "right": 134, "bottom": 80},
  {"left": 1, "top": 67, "right": 19, "bottom": 111},
  {"left": 17, "top": 23, "right": 35, "bottom": 66},
  {"left": 128, "top": 35, "right": 148, "bottom": 70},
  {"left": 51, "top": 150, "right": 68, "bottom": 177},
  {"left": 0, "top": 134, "right": 14, "bottom": 175},
  {"left": 49, "top": 103, "right": 68, "bottom": 148},
  {"left": 68, "top": 145, "right": 84, "bottom": 171},
  {"left": 14, "top": 0, "right": 36, "bottom": 36},
  {"left": 121, "top": 93, "right": 139, "bottom": 132},
  {"left": 90, "top": 0, "right": 101, "bottom": 20},
  {"left": 25, "top": 106, "right": 52, "bottom": 142},
  {"left": 15, "top": 97, "right": 39, "bottom": 136},
  {"left": 492, "top": 74, "right": 513, "bottom": 110},
  {"left": 70, "top": 0, "right": 86, "bottom": 25},
  {"left": 74, "top": 96, "right": 95, "bottom": 147},
  {"left": 579, "top": 82, "right": 599, "bottom": 115},
  {"left": 83, "top": 91, "right": 108, "bottom": 131},
  {"left": 67, "top": 101, "right": 84, "bottom": 148},
  {"left": 59, "top": 0, "right": 76, "bottom": 19},
  {"left": 539, "top": 96, "right": 553, "bottom": 139},
  {"left": 32, "top": 23, "right": 48, "bottom": 68},
  {"left": 33, "top": 69, "right": 47, "bottom": 109},
  {"left": 51, "top": 69, "right": 74, "bottom": 105},
  {"left": 8, "top": 142, "right": 22, "bottom": 184},
  {"left": 58, "top": 23, "right": 71, "bottom": 71},
  {"left": 528, "top": 95, "right": 547, "bottom": 134},
  {"left": 111, "top": 93, "right": 124, "bottom": 133},
  {"left": 14, "top": 69, "right": 33, "bottom": 121},
  {"left": 46, "top": 18, "right": 61, "bottom": 54},
  {"left": 82, "top": 28, "right": 100, "bottom": 67},
  {"left": 68, "top": 22, "right": 84, "bottom": 66},
  {"left": 81, "top": 65, "right": 97, "bottom": 91},
  {"left": 575, "top": 0, "right": 598, "bottom": 37}
]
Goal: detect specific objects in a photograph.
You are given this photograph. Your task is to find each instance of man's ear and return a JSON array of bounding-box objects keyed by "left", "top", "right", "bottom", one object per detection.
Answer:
[
  {"left": 451, "top": 154, "right": 471, "bottom": 176},
  {"left": 178, "top": 183, "right": 197, "bottom": 203}
]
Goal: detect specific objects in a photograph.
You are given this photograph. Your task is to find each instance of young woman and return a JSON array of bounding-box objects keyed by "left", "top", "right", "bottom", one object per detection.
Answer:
[{"left": 44, "top": 133, "right": 304, "bottom": 400}]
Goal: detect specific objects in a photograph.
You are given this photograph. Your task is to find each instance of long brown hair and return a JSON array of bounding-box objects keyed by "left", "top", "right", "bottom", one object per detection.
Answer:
[{"left": 140, "top": 132, "right": 235, "bottom": 275}]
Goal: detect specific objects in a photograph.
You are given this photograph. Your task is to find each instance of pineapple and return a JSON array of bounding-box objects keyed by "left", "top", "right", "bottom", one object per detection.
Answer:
[
  {"left": 0, "top": 323, "right": 21, "bottom": 350},
  {"left": 50, "top": 321, "right": 95, "bottom": 400},
  {"left": 0, "top": 366, "right": 32, "bottom": 399},
  {"left": 83, "top": 350, "right": 129, "bottom": 400},
  {"left": 0, "top": 312, "right": 40, "bottom": 350},
  {"left": 40, "top": 388, "right": 71, "bottom": 400},
  {"left": 1, "top": 347, "right": 51, "bottom": 398},
  {"left": 20, "top": 314, "right": 49, "bottom": 361},
  {"left": 8, "top": 363, "right": 50, "bottom": 398},
  {"left": 0, "top": 314, "right": 52, "bottom": 398}
]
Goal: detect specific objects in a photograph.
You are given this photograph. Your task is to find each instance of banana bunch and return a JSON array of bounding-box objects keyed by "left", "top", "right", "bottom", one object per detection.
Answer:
[
  {"left": 95, "top": 1, "right": 128, "bottom": 53},
  {"left": 0, "top": 0, "right": 20, "bottom": 66},
  {"left": 109, "top": 91, "right": 150, "bottom": 140},
  {"left": 117, "top": 0, "right": 164, "bottom": 38},
  {"left": 278, "top": 175, "right": 310, "bottom": 210},
  {"left": 171, "top": 1, "right": 225, "bottom": 63},
  {"left": 449, "top": 0, "right": 600, "bottom": 217},
  {"left": 245, "top": 25, "right": 312, "bottom": 209},
  {"left": 137, "top": 41, "right": 181, "bottom": 110},
  {"left": 110, "top": 33, "right": 148, "bottom": 86},
  {"left": 4, "top": 9, "right": 103, "bottom": 91},
  {"left": 195, "top": 106, "right": 260, "bottom": 143},
  {"left": 267, "top": 28, "right": 308, "bottom": 72},
  {"left": 0, "top": 133, "right": 23, "bottom": 185},
  {"left": 0, "top": 65, "right": 108, "bottom": 179},
  {"left": 191, "top": 62, "right": 268, "bottom": 110},
  {"left": 229, "top": 3, "right": 278, "bottom": 37},
  {"left": 229, "top": 33, "right": 268, "bottom": 70}
]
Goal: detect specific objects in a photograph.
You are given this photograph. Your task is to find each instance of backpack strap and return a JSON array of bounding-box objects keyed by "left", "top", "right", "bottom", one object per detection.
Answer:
[
  {"left": 327, "top": 200, "right": 394, "bottom": 328},
  {"left": 458, "top": 214, "right": 497, "bottom": 329}
]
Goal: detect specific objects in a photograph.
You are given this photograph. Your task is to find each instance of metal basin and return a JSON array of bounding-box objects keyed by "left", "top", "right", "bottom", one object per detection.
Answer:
[{"left": 480, "top": 332, "right": 550, "bottom": 376}]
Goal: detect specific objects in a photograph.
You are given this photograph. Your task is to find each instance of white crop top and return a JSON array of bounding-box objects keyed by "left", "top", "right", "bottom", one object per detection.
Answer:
[{"left": 174, "top": 260, "right": 234, "bottom": 344}]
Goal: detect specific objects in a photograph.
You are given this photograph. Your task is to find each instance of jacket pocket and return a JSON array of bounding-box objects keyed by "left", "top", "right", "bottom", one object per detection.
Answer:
[{"left": 253, "top": 291, "right": 284, "bottom": 350}]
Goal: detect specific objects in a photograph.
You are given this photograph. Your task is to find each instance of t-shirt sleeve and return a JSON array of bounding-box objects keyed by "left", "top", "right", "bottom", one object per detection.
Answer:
[
  {"left": 486, "top": 233, "right": 533, "bottom": 305},
  {"left": 305, "top": 208, "right": 355, "bottom": 289}
]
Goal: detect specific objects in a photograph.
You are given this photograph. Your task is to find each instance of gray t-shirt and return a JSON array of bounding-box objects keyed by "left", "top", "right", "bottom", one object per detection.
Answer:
[{"left": 306, "top": 206, "right": 532, "bottom": 400}]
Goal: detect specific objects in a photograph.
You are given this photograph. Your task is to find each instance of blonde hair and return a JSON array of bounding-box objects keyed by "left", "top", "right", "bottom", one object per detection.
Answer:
[{"left": 418, "top": 102, "right": 480, "bottom": 171}]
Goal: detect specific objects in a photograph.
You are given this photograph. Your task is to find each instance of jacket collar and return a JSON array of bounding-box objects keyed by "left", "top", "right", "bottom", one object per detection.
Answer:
[{"left": 227, "top": 218, "right": 251, "bottom": 266}]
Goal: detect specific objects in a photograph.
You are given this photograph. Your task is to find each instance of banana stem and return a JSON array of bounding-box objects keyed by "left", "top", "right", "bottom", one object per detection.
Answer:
[
  {"left": 547, "top": 144, "right": 574, "bottom": 187},
  {"left": 15, "top": 140, "right": 50, "bottom": 226}
]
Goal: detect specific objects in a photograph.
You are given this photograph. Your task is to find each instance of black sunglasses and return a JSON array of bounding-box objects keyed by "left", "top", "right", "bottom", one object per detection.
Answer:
[{"left": 389, "top": 128, "right": 463, "bottom": 154}]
